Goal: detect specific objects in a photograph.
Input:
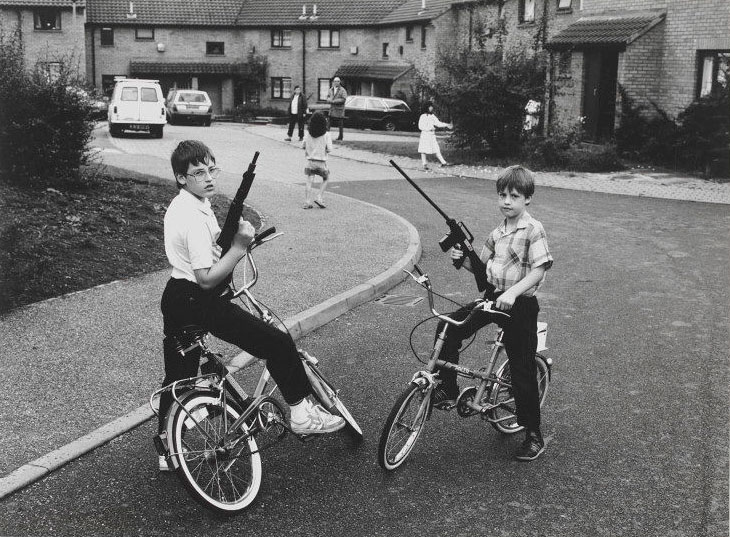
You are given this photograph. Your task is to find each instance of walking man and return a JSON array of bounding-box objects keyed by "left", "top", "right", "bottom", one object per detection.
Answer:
[
  {"left": 285, "top": 85, "right": 308, "bottom": 142},
  {"left": 326, "top": 77, "right": 347, "bottom": 141}
]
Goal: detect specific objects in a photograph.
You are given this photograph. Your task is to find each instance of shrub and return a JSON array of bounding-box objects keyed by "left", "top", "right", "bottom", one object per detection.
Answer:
[
  {"left": 0, "top": 30, "right": 97, "bottom": 187},
  {"left": 430, "top": 48, "right": 547, "bottom": 156}
]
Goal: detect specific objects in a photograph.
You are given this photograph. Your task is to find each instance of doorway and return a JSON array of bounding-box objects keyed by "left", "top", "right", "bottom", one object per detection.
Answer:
[{"left": 582, "top": 50, "right": 619, "bottom": 141}]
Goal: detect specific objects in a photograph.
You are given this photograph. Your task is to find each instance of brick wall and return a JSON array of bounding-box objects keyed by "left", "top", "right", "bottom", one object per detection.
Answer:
[{"left": 1, "top": 6, "right": 86, "bottom": 76}]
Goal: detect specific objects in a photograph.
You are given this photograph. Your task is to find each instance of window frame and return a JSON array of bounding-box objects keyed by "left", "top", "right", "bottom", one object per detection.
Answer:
[
  {"left": 271, "top": 29, "right": 292, "bottom": 48},
  {"left": 557, "top": 0, "right": 572, "bottom": 11},
  {"left": 100, "top": 27, "right": 114, "bottom": 46},
  {"left": 405, "top": 25, "right": 414, "bottom": 43},
  {"left": 382, "top": 42, "right": 390, "bottom": 59},
  {"left": 206, "top": 42, "right": 225, "bottom": 56},
  {"left": 518, "top": 0, "right": 536, "bottom": 24},
  {"left": 317, "top": 78, "right": 331, "bottom": 101},
  {"left": 34, "top": 8, "right": 61, "bottom": 31},
  {"left": 421, "top": 25, "right": 427, "bottom": 49},
  {"left": 696, "top": 50, "right": 730, "bottom": 98},
  {"left": 271, "top": 77, "right": 292, "bottom": 99},
  {"left": 318, "top": 29, "right": 340, "bottom": 49},
  {"left": 135, "top": 27, "right": 154, "bottom": 40}
]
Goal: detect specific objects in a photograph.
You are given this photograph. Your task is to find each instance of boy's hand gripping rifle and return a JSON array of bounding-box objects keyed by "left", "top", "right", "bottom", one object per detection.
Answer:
[
  {"left": 214, "top": 151, "right": 260, "bottom": 298},
  {"left": 390, "top": 160, "right": 494, "bottom": 294}
]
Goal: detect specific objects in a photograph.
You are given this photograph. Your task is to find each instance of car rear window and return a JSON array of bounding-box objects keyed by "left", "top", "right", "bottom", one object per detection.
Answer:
[
  {"left": 141, "top": 87, "right": 159, "bottom": 102},
  {"left": 121, "top": 87, "right": 138, "bottom": 101},
  {"left": 178, "top": 93, "right": 207, "bottom": 103}
]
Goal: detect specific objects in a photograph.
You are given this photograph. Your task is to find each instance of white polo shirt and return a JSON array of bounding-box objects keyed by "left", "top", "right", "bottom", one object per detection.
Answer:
[{"left": 164, "top": 188, "right": 221, "bottom": 283}]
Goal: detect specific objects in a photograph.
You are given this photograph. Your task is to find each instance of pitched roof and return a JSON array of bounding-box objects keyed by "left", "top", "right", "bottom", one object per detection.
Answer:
[
  {"left": 87, "top": 0, "right": 244, "bottom": 26},
  {"left": 378, "top": 0, "right": 456, "bottom": 25},
  {"left": 547, "top": 10, "right": 666, "bottom": 50},
  {"left": 334, "top": 60, "right": 413, "bottom": 80},
  {"left": 130, "top": 61, "right": 259, "bottom": 75},
  {"left": 0, "top": 0, "right": 85, "bottom": 6},
  {"left": 87, "top": 0, "right": 411, "bottom": 27}
]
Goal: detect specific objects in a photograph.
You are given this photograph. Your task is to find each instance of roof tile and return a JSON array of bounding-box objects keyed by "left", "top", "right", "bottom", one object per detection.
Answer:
[{"left": 547, "top": 10, "right": 666, "bottom": 49}]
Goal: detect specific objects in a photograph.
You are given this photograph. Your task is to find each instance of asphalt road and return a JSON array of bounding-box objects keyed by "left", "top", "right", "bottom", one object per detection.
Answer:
[{"left": 1, "top": 124, "right": 727, "bottom": 536}]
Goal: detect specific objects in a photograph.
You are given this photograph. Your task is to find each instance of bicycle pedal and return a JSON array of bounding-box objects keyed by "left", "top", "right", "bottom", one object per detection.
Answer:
[
  {"left": 295, "top": 433, "right": 318, "bottom": 443},
  {"left": 433, "top": 401, "right": 456, "bottom": 411}
]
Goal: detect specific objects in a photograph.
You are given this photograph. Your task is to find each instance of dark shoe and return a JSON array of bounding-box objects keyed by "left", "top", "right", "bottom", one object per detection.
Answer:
[
  {"left": 515, "top": 430, "right": 545, "bottom": 462},
  {"left": 432, "top": 385, "right": 459, "bottom": 409}
]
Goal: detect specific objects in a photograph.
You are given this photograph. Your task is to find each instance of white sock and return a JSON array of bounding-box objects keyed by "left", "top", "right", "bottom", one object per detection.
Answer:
[{"left": 289, "top": 398, "right": 309, "bottom": 420}]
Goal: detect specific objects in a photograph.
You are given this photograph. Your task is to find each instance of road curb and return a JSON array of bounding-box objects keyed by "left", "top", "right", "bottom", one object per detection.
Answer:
[{"left": 0, "top": 199, "right": 421, "bottom": 501}]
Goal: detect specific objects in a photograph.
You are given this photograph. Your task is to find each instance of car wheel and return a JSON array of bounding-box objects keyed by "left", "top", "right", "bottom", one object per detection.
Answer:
[{"left": 383, "top": 119, "right": 396, "bottom": 132}]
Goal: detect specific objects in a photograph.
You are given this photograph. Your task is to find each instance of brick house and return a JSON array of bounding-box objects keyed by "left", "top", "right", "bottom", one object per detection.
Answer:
[
  {"left": 0, "top": 0, "right": 86, "bottom": 78},
  {"left": 84, "top": 0, "right": 499, "bottom": 115}
]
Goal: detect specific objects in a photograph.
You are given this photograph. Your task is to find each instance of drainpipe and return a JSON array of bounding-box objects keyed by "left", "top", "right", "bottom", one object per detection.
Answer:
[
  {"left": 90, "top": 27, "right": 96, "bottom": 86},
  {"left": 302, "top": 29, "right": 306, "bottom": 95}
]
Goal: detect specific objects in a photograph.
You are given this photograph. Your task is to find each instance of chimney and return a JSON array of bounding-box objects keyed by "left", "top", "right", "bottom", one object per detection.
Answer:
[{"left": 126, "top": 1, "right": 137, "bottom": 19}]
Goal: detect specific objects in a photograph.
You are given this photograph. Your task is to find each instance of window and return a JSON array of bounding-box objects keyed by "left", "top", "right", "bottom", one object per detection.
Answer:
[
  {"left": 518, "top": 0, "right": 535, "bottom": 23},
  {"left": 141, "top": 87, "right": 158, "bottom": 102},
  {"left": 100, "top": 27, "right": 114, "bottom": 46},
  {"left": 121, "top": 87, "right": 139, "bottom": 101},
  {"left": 367, "top": 99, "right": 387, "bottom": 111},
  {"left": 271, "top": 77, "right": 292, "bottom": 99},
  {"left": 271, "top": 29, "right": 292, "bottom": 48},
  {"left": 34, "top": 8, "right": 61, "bottom": 30},
  {"left": 318, "top": 79, "right": 330, "bottom": 101},
  {"left": 697, "top": 51, "right": 729, "bottom": 98},
  {"left": 206, "top": 42, "right": 224, "bottom": 55},
  {"left": 382, "top": 43, "right": 389, "bottom": 58},
  {"left": 405, "top": 25, "right": 414, "bottom": 42},
  {"left": 558, "top": 51, "right": 572, "bottom": 77},
  {"left": 557, "top": 0, "right": 572, "bottom": 10},
  {"left": 318, "top": 29, "right": 340, "bottom": 48},
  {"left": 135, "top": 28, "right": 154, "bottom": 40},
  {"left": 348, "top": 97, "right": 368, "bottom": 109},
  {"left": 421, "top": 26, "right": 427, "bottom": 49}
]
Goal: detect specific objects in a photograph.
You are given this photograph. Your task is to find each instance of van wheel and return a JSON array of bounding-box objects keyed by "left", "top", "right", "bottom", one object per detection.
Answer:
[
  {"left": 151, "top": 126, "right": 163, "bottom": 138},
  {"left": 109, "top": 124, "right": 121, "bottom": 137},
  {"left": 204, "top": 119, "right": 211, "bottom": 127}
]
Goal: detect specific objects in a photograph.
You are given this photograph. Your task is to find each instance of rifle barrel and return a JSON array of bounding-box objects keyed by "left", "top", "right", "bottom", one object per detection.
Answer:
[{"left": 389, "top": 160, "right": 450, "bottom": 220}]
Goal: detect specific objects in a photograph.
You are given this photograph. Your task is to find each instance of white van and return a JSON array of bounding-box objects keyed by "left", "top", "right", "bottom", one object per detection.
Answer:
[{"left": 108, "top": 78, "right": 166, "bottom": 138}]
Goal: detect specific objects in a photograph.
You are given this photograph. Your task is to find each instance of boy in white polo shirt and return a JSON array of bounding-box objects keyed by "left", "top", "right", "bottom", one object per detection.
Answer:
[{"left": 158, "top": 140, "right": 343, "bottom": 470}]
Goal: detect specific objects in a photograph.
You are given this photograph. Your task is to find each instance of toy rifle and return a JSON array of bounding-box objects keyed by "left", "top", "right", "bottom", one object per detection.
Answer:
[
  {"left": 390, "top": 160, "right": 494, "bottom": 294},
  {"left": 214, "top": 151, "right": 260, "bottom": 297}
]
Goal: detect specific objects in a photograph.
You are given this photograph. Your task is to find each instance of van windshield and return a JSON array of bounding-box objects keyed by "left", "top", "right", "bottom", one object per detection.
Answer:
[
  {"left": 121, "top": 88, "right": 138, "bottom": 101},
  {"left": 141, "top": 88, "right": 158, "bottom": 102}
]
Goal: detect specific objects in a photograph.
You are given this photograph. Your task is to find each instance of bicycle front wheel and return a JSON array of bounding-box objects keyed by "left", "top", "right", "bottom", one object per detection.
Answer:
[
  {"left": 168, "top": 392, "right": 262, "bottom": 514},
  {"left": 489, "top": 352, "right": 551, "bottom": 435},
  {"left": 305, "top": 362, "right": 363, "bottom": 442},
  {"left": 377, "top": 383, "right": 431, "bottom": 471}
]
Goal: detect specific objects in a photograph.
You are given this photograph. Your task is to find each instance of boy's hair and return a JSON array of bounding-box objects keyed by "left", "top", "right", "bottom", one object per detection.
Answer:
[
  {"left": 170, "top": 140, "right": 216, "bottom": 189},
  {"left": 496, "top": 165, "right": 535, "bottom": 198},
  {"left": 308, "top": 111, "right": 328, "bottom": 138}
]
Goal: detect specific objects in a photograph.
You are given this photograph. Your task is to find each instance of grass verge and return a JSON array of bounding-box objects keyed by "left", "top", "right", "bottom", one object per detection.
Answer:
[{"left": 0, "top": 169, "right": 259, "bottom": 315}]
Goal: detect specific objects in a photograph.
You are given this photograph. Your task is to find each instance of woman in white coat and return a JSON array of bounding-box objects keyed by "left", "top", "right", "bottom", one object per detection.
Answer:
[{"left": 418, "top": 102, "right": 453, "bottom": 169}]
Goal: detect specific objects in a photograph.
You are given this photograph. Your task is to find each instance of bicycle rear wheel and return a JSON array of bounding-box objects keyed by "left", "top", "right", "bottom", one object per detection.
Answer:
[
  {"left": 305, "top": 361, "right": 363, "bottom": 442},
  {"left": 167, "top": 392, "right": 262, "bottom": 514},
  {"left": 377, "top": 383, "right": 431, "bottom": 470},
  {"left": 489, "top": 352, "right": 551, "bottom": 435}
]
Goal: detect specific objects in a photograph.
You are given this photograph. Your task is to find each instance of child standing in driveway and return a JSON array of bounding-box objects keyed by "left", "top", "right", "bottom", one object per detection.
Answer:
[
  {"left": 302, "top": 111, "right": 333, "bottom": 209},
  {"left": 418, "top": 102, "right": 453, "bottom": 170}
]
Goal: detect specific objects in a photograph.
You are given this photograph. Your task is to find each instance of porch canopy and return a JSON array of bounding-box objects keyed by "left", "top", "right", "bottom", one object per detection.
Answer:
[
  {"left": 129, "top": 61, "right": 258, "bottom": 76},
  {"left": 334, "top": 61, "right": 413, "bottom": 81},
  {"left": 546, "top": 10, "right": 666, "bottom": 50}
]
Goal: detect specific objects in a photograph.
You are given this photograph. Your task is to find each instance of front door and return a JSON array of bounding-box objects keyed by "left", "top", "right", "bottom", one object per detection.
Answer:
[
  {"left": 198, "top": 78, "right": 222, "bottom": 115},
  {"left": 582, "top": 50, "right": 619, "bottom": 141}
]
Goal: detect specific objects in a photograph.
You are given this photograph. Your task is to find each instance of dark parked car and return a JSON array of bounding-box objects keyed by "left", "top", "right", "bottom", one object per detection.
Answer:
[{"left": 308, "top": 95, "right": 416, "bottom": 131}]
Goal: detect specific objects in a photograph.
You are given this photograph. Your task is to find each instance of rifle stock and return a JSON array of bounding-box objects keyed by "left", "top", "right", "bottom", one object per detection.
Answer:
[{"left": 389, "top": 160, "right": 494, "bottom": 294}]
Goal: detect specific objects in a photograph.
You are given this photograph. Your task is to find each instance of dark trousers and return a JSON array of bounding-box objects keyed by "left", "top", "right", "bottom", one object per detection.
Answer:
[
  {"left": 158, "top": 278, "right": 311, "bottom": 432},
  {"left": 287, "top": 114, "right": 305, "bottom": 140},
  {"left": 328, "top": 116, "right": 344, "bottom": 139},
  {"left": 436, "top": 294, "right": 541, "bottom": 432}
]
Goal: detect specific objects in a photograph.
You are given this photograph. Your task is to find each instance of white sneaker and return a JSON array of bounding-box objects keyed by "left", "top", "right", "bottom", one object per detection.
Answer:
[
  {"left": 290, "top": 399, "right": 345, "bottom": 435},
  {"left": 158, "top": 455, "right": 171, "bottom": 472}
]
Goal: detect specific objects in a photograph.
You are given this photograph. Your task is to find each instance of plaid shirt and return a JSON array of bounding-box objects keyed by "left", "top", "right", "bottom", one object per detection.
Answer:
[{"left": 482, "top": 211, "right": 553, "bottom": 296}]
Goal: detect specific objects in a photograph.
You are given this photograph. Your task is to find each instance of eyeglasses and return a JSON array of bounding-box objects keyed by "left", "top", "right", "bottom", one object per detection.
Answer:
[{"left": 186, "top": 166, "right": 222, "bottom": 182}]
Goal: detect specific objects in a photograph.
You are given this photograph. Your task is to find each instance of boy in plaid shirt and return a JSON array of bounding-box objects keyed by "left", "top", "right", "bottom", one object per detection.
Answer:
[{"left": 434, "top": 165, "right": 553, "bottom": 461}]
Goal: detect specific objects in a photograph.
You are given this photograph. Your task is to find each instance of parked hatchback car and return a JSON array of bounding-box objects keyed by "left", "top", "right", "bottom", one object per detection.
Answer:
[{"left": 165, "top": 89, "right": 213, "bottom": 126}]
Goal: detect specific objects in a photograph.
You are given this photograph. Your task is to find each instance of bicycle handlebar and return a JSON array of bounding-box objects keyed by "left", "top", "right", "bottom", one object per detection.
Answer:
[
  {"left": 404, "top": 264, "right": 510, "bottom": 326},
  {"left": 230, "top": 226, "right": 284, "bottom": 299}
]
